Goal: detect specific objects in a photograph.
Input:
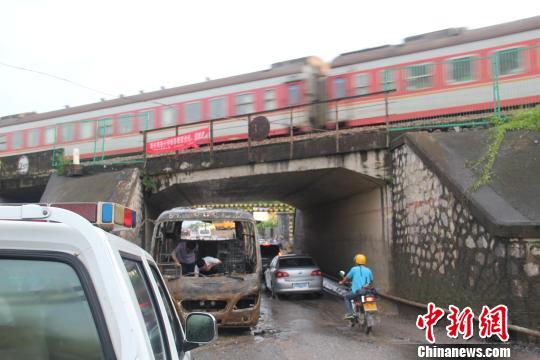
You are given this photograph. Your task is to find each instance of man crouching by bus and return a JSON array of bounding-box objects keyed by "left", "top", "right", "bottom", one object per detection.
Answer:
[
  {"left": 172, "top": 240, "right": 198, "bottom": 275},
  {"left": 195, "top": 256, "right": 222, "bottom": 276}
]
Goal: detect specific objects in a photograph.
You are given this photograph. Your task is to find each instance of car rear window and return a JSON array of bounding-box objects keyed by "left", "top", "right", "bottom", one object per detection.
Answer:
[
  {"left": 0, "top": 259, "right": 105, "bottom": 359},
  {"left": 260, "top": 245, "right": 280, "bottom": 258},
  {"left": 278, "top": 257, "right": 315, "bottom": 268}
]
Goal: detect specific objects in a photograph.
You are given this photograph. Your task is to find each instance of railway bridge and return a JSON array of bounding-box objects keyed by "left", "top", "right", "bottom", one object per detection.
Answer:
[{"left": 0, "top": 126, "right": 539, "bottom": 330}]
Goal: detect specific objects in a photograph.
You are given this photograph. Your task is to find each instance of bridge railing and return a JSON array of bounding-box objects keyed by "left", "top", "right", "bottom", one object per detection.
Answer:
[{"left": 140, "top": 90, "right": 395, "bottom": 163}]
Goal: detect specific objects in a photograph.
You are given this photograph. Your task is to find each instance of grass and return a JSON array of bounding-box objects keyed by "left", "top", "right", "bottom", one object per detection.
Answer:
[{"left": 471, "top": 106, "right": 540, "bottom": 191}]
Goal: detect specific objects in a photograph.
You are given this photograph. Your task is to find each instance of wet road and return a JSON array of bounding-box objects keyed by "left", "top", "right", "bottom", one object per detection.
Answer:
[{"left": 193, "top": 292, "right": 540, "bottom": 360}]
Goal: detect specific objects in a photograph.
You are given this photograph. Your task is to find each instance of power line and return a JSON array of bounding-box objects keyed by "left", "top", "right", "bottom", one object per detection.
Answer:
[
  {"left": 0, "top": 60, "right": 116, "bottom": 98},
  {"left": 0, "top": 60, "right": 174, "bottom": 109}
]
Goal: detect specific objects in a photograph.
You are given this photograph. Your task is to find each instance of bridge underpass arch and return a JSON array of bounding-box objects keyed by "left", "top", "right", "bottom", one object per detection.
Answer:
[{"left": 145, "top": 152, "right": 393, "bottom": 291}]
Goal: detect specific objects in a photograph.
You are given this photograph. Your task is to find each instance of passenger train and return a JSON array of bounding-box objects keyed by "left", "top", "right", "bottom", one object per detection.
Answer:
[{"left": 1, "top": 15, "right": 539, "bottom": 160}]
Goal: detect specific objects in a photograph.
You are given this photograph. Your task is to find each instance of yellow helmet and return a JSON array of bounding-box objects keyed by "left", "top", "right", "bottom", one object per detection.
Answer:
[{"left": 354, "top": 254, "right": 366, "bottom": 265}]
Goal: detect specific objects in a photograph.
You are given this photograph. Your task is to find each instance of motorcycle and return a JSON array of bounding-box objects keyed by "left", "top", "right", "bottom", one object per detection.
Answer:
[{"left": 339, "top": 270, "right": 378, "bottom": 334}]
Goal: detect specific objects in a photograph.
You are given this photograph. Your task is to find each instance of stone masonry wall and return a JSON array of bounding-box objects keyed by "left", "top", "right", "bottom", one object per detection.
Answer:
[{"left": 392, "top": 144, "right": 540, "bottom": 330}]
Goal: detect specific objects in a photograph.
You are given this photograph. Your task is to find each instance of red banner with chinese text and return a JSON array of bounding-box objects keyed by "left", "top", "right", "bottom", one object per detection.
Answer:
[{"left": 146, "top": 128, "right": 209, "bottom": 155}]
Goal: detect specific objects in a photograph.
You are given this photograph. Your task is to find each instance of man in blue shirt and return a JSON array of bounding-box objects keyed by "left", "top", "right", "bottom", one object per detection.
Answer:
[
  {"left": 339, "top": 253, "right": 373, "bottom": 319},
  {"left": 171, "top": 240, "right": 199, "bottom": 274}
]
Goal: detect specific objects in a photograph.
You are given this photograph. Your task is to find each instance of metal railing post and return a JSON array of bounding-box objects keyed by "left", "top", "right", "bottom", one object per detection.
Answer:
[
  {"left": 210, "top": 120, "right": 214, "bottom": 163},
  {"left": 143, "top": 130, "right": 148, "bottom": 165},
  {"left": 175, "top": 125, "right": 179, "bottom": 156},
  {"left": 289, "top": 108, "right": 294, "bottom": 159},
  {"left": 335, "top": 101, "right": 340, "bottom": 153},
  {"left": 247, "top": 114, "right": 252, "bottom": 161},
  {"left": 97, "top": 118, "right": 107, "bottom": 161},
  {"left": 491, "top": 53, "right": 502, "bottom": 119},
  {"left": 92, "top": 120, "right": 99, "bottom": 162},
  {"left": 385, "top": 92, "right": 390, "bottom": 147},
  {"left": 52, "top": 124, "right": 58, "bottom": 167}
]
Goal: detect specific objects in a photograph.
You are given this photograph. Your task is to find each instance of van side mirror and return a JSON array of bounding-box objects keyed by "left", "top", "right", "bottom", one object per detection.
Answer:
[{"left": 184, "top": 313, "right": 217, "bottom": 350}]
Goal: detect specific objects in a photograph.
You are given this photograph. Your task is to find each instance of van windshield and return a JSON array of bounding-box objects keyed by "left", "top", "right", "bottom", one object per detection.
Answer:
[{"left": 179, "top": 220, "right": 237, "bottom": 241}]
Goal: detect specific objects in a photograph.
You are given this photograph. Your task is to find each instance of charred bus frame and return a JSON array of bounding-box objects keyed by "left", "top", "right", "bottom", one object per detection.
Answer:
[{"left": 151, "top": 208, "right": 261, "bottom": 328}]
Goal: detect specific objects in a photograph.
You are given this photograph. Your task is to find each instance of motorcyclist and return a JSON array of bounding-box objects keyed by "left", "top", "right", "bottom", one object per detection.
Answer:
[{"left": 339, "top": 253, "right": 374, "bottom": 320}]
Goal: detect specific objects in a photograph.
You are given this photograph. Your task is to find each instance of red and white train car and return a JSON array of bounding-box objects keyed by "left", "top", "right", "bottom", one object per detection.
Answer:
[
  {"left": 328, "top": 15, "right": 540, "bottom": 126},
  {"left": 1, "top": 16, "right": 539, "bottom": 161},
  {"left": 0, "top": 57, "right": 326, "bottom": 159}
]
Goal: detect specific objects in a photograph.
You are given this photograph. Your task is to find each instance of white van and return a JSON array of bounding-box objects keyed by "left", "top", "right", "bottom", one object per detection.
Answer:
[{"left": 0, "top": 204, "right": 217, "bottom": 360}]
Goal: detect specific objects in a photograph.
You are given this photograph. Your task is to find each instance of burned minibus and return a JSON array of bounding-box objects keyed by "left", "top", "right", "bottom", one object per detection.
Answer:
[{"left": 151, "top": 208, "right": 261, "bottom": 327}]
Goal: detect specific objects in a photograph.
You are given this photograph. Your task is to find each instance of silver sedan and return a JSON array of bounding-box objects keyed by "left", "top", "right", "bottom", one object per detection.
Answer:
[{"left": 264, "top": 255, "right": 323, "bottom": 298}]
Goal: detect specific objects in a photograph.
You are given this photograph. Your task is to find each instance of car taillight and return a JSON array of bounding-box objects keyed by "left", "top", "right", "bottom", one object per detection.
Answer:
[
  {"left": 311, "top": 270, "right": 322, "bottom": 276},
  {"left": 276, "top": 271, "right": 289, "bottom": 278}
]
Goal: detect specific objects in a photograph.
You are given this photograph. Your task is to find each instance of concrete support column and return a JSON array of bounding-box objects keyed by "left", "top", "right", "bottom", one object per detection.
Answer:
[{"left": 296, "top": 187, "right": 392, "bottom": 292}]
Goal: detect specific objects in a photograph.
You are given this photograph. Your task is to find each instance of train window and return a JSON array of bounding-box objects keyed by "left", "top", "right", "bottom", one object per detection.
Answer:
[
  {"left": 447, "top": 57, "right": 474, "bottom": 83},
  {"left": 98, "top": 118, "right": 113, "bottom": 137},
  {"left": 264, "top": 89, "right": 276, "bottom": 111},
  {"left": 118, "top": 115, "right": 133, "bottom": 134},
  {"left": 380, "top": 69, "right": 396, "bottom": 91},
  {"left": 406, "top": 64, "right": 433, "bottom": 90},
  {"left": 161, "top": 107, "right": 177, "bottom": 127},
  {"left": 12, "top": 131, "right": 24, "bottom": 149},
  {"left": 334, "top": 78, "right": 346, "bottom": 99},
  {"left": 496, "top": 48, "right": 523, "bottom": 76},
  {"left": 44, "top": 127, "right": 56, "bottom": 145},
  {"left": 235, "top": 94, "right": 254, "bottom": 115},
  {"left": 288, "top": 84, "right": 301, "bottom": 105},
  {"left": 0, "top": 134, "right": 7, "bottom": 151},
  {"left": 139, "top": 111, "right": 156, "bottom": 131},
  {"left": 28, "top": 129, "right": 40, "bottom": 147},
  {"left": 209, "top": 98, "right": 227, "bottom": 119},
  {"left": 185, "top": 102, "right": 202, "bottom": 123},
  {"left": 62, "top": 124, "right": 75, "bottom": 142},
  {"left": 355, "top": 74, "right": 370, "bottom": 95},
  {"left": 80, "top": 121, "right": 94, "bottom": 139}
]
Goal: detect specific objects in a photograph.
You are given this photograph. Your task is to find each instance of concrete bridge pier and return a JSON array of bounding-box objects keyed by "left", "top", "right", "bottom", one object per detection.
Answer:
[{"left": 295, "top": 185, "right": 393, "bottom": 291}]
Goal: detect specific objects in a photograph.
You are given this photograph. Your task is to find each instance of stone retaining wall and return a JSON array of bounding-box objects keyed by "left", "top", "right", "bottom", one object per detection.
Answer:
[{"left": 391, "top": 144, "right": 540, "bottom": 330}]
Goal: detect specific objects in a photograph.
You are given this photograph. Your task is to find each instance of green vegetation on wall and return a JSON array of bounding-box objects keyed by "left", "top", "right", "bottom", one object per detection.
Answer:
[
  {"left": 472, "top": 106, "right": 540, "bottom": 191},
  {"left": 53, "top": 153, "right": 71, "bottom": 176}
]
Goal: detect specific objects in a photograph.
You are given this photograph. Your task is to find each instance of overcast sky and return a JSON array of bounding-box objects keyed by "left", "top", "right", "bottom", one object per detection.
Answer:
[{"left": 1, "top": 0, "right": 538, "bottom": 117}]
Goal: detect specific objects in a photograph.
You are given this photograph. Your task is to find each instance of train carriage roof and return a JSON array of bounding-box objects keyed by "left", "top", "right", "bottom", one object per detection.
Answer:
[
  {"left": 0, "top": 56, "right": 323, "bottom": 128},
  {"left": 331, "top": 15, "right": 540, "bottom": 68}
]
